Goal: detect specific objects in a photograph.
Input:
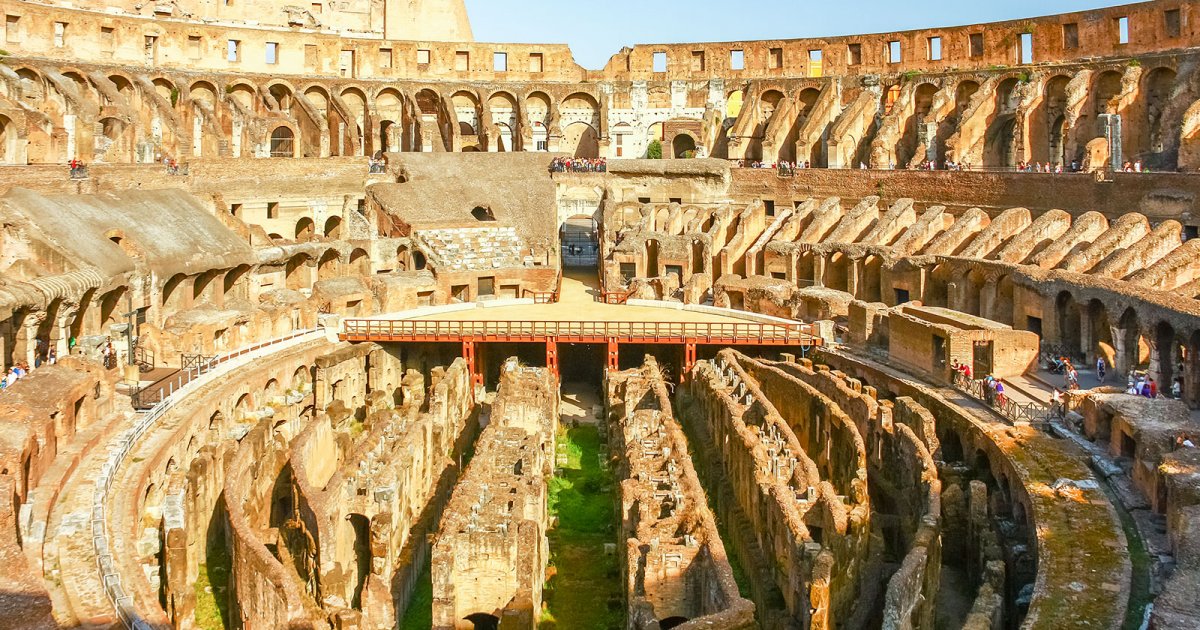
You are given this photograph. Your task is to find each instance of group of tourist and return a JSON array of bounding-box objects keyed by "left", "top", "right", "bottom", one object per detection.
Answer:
[
  {"left": 161, "top": 156, "right": 186, "bottom": 175},
  {"left": 1120, "top": 160, "right": 1147, "bottom": 172},
  {"left": 549, "top": 157, "right": 607, "bottom": 173},
  {"left": 952, "top": 361, "right": 1009, "bottom": 407},
  {"left": 368, "top": 154, "right": 389, "bottom": 174},
  {"left": 1015, "top": 161, "right": 1072, "bottom": 173},
  {"left": 67, "top": 158, "right": 87, "bottom": 179},
  {"left": 0, "top": 340, "right": 63, "bottom": 393},
  {"left": 1126, "top": 372, "right": 1182, "bottom": 399}
]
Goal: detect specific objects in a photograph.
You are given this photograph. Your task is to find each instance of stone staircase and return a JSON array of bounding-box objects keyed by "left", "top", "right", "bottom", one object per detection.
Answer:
[{"left": 414, "top": 227, "right": 531, "bottom": 271}]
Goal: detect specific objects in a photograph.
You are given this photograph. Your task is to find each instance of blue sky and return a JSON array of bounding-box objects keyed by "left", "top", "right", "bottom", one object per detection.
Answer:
[{"left": 464, "top": 0, "right": 1137, "bottom": 69}]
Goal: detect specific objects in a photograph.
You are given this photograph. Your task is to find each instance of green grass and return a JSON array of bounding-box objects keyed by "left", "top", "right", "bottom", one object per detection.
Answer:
[
  {"left": 399, "top": 560, "right": 433, "bottom": 630},
  {"left": 193, "top": 538, "right": 231, "bottom": 629},
  {"left": 540, "top": 426, "right": 623, "bottom": 630}
]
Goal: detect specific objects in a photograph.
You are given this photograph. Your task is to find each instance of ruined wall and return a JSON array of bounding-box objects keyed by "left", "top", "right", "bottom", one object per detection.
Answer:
[
  {"left": 288, "top": 348, "right": 475, "bottom": 628},
  {"left": 430, "top": 361, "right": 558, "bottom": 630},
  {"left": 607, "top": 357, "right": 755, "bottom": 630}
]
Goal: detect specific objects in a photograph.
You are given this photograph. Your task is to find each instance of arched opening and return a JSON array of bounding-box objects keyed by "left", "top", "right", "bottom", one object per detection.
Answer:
[
  {"left": 827, "top": 253, "right": 850, "bottom": 293},
  {"left": 924, "top": 264, "right": 949, "bottom": 307},
  {"left": 396, "top": 245, "right": 409, "bottom": 271},
  {"left": 1088, "top": 300, "right": 1115, "bottom": 368},
  {"left": 645, "top": 239, "right": 660, "bottom": 278},
  {"left": 318, "top": 250, "right": 340, "bottom": 279},
  {"left": 222, "top": 264, "right": 252, "bottom": 300},
  {"left": 961, "top": 269, "right": 985, "bottom": 316},
  {"left": 691, "top": 240, "right": 705, "bottom": 275},
  {"left": 348, "top": 248, "right": 370, "bottom": 276},
  {"left": 862, "top": 255, "right": 883, "bottom": 303},
  {"left": 412, "top": 250, "right": 427, "bottom": 271},
  {"left": 660, "top": 617, "right": 690, "bottom": 629},
  {"left": 672, "top": 133, "right": 697, "bottom": 159},
  {"left": 464, "top": 613, "right": 500, "bottom": 630},
  {"left": 993, "top": 275, "right": 1015, "bottom": 326},
  {"left": 285, "top": 254, "right": 310, "bottom": 290},
  {"left": 1117, "top": 307, "right": 1146, "bottom": 374},
  {"left": 323, "top": 215, "right": 343, "bottom": 238},
  {"left": 1155, "top": 321, "right": 1180, "bottom": 392},
  {"left": 1143, "top": 67, "right": 1177, "bottom": 167},
  {"left": 563, "top": 122, "right": 599, "bottom": 158},
  {"left": 295, "top": 217, "right": 315, "bottom": 240},
  {"left": 0, "top": 114, "right": 16, "bottom": 164},
  {"left": 984, "top": 117, "right": 1018, "bottom": 168},
  {"left": 1055, "top": 291, "right": 1082, "bottom": 359},
  {"left": 471, "top": 206, "right": 496, "bottom": 221},
  {"left": 162, "top": 273, "right": 189, "bottom": 311},
  {"left": 270, "top": 126, "right": 295, "bottom": 158},
  {"left": 346, "top": 513, "right": 371, "bottom": 609}
]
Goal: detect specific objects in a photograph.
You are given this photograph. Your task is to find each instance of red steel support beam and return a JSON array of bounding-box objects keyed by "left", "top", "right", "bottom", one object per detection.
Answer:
[
  {"left": 546, "top": 339, "right": 559, "bottom": 378},
  {"left": 607, "top": 339, "right": 619, "bottom": 371}
]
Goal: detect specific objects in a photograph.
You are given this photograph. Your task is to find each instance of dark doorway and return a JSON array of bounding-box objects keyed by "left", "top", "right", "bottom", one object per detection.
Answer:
[{"left": 465, "top": 613, "right": 500, "bottom": 630}]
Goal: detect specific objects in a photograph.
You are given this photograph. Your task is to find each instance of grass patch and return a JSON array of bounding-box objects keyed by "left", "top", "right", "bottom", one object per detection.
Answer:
[
  {"left": 193, "top": 538, "right": 231, "bottom": 629},
  {"left": 540, "top": 425, "right": 623, "bottom": 630},
  {"left": 399, "top": 560, "right": 433, "bottom": 630}
]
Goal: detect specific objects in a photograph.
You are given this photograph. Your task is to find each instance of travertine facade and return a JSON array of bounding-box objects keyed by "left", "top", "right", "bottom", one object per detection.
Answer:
[{"left": 0, "top": 1, "right": 1197, "bottom": 630}]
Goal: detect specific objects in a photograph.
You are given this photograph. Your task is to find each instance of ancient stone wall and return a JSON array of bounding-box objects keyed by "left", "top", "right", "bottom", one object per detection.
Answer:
[
  {"left": 430, "top": 360, "right": 558, "bottom": 630},
  {"left": 607, "top": 357, "right": 755, "bottom": 630}
]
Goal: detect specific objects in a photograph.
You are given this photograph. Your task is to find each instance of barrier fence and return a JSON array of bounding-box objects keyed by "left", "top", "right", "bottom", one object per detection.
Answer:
[{"left": 341, "top": 318, "right": 820, "bottom": 346}]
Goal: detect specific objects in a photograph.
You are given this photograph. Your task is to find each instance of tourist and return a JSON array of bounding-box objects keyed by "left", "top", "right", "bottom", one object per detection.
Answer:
[
  {"left": 1177, "top": 434, "right": 1196, "bottom": 449},
  {"left": 1096, "top": 357, "right": 1106, "bottom": 383},
  {"left": 1147, "top": 378, "right": 1159, "bottom": 398},
  {"left": 48, "top": 347, "right": 57, "bottom": 365},
  {"left": 993, "top": 379, "right": 1007, "bottom": 406},
  {"left": 1171, "top": 377, "right": 1182, "bottom": 399}
]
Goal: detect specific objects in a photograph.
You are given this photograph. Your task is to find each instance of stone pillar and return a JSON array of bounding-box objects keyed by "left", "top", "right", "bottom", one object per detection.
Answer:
[
  {"left": 846, "top": 258, "right": 860, "bottom": 298},
  {"left": 813, "top": 255, "right": 827, "bottom": 288}
]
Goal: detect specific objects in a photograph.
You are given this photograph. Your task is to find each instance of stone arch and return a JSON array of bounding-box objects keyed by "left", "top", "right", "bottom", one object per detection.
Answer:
[
  {"left": 375, "top": 88, "right": 404, "bottom": 152},
  {"left": 348, "top": 248, "right": 370, "bottom": 276},
  {"left": 1154, "top": 320, "right": 1181, "bottom": 391},
  {"left": 412, "top": 250, "right": 427, "bottom": 270},
  {"left": 318, "top": 249, "right": 341, "bottom": 279},
  {"left": 862, "top": 255, "right": 883, "bottom": 303},
  {"left": 1117, "top": 307, "right": 1146, "bottom": 373},
  {"left": 1036, "top": 75, "right": 1073, "bottom": 165},
  {"left": 0, "top": 114, "right": 18, "bottom": 164},
  {"left": 192, "top": 269, "right": 222, "bottom": 303},
  {"left": 1088, "top": 299, "right": 1115, "bottom": 367},
  {"left": 267, "top": 82, "right": 295, "bottom": 113},
  {"left": 97, "top": 117, "right": 133, "bottom": 163},
  {"left": 226, "top": 81, "right": 256, "bottom": 112},
  {"left": 1055, "top": 291, "right": 1082, "bottom": 358},
  {"left": 993, "top": 274, "right": 1015, "bottom": 326},
  {"left": 963, "top": 268, "right": 986, "bottom": 316},
  {"left": 161, "top": 273, "right": 188, "bottom": 311},
  {"left": 270, "top": 125, "right": 296, "bottom": 158},
  {"left": 563, "top": 122, "right": 599, "bottom": 158},
  {"left": 672, "top": 132, "right": 697, "bottom": 158},
  {"left": 285, "top": 253, "right": 311, "bottom": 290},
  {"left": 295, "top": 216, "right": 316, "bottom": 240},
  {"left": 188, "top": 80, "right": 218, "bottom": 108},
  {"left": 323, "top": 215, "right": 343, "bottom": 238},
  {"left": 451, "top": 90, "right": 481, "bottom": 138},
  {"left": 1142, "top": 67, "right": 1177, "bottom": 165},
  {"left": 223, "top": 264, "right": 252, "bottom": 300}
]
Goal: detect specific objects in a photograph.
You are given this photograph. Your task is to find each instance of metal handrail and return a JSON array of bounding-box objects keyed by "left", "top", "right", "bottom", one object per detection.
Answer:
[
  {"left": 341, "top": 318, "right": 818, "bottom": 344},
  {"left": 951, "top": 371, "right": 1052, "bottom": 425}
]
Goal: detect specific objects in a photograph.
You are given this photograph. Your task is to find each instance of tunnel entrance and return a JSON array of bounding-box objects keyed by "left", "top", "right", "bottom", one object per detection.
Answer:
[
  {"left": 561, "top": 215, "right": 598, "bottom": 269},
  {"left": 464, "top": 612, "right": 499, "bottom": 629},
  {"left": 558, "top": 342, "right": 605, "bottom": 383}
]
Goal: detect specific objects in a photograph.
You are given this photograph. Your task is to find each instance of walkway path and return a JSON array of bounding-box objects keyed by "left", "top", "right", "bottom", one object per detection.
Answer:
[{"left": 423, "top": 269, "right": 751, "bottom": 325}]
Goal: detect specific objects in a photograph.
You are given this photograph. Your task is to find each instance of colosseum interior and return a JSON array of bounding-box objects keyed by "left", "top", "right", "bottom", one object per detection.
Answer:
[{"left": 0, "top": 0, "right": 1199, "bottom": 628}]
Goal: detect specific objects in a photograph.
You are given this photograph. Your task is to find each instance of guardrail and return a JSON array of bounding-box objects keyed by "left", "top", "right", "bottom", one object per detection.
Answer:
[
  {"left": 94, "top": 329, "right": 320, "bottom": 628},
  {"left": 342, "top": 318, "right": 820, "bottom": 345},
  {"left": 598, "top": 290, "right": 632, "bottom": 304},
  {"left": 952, "top": 371, "right": 1053, "bottom": 425}
]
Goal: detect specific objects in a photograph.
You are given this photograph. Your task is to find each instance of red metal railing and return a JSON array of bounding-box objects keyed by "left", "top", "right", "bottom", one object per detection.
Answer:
[
  {"left": 341, "top": 319, "right": 821, "bottom": 346},
  {"left": 598, "top": 290, "right": 633, "bottom": 304}
]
